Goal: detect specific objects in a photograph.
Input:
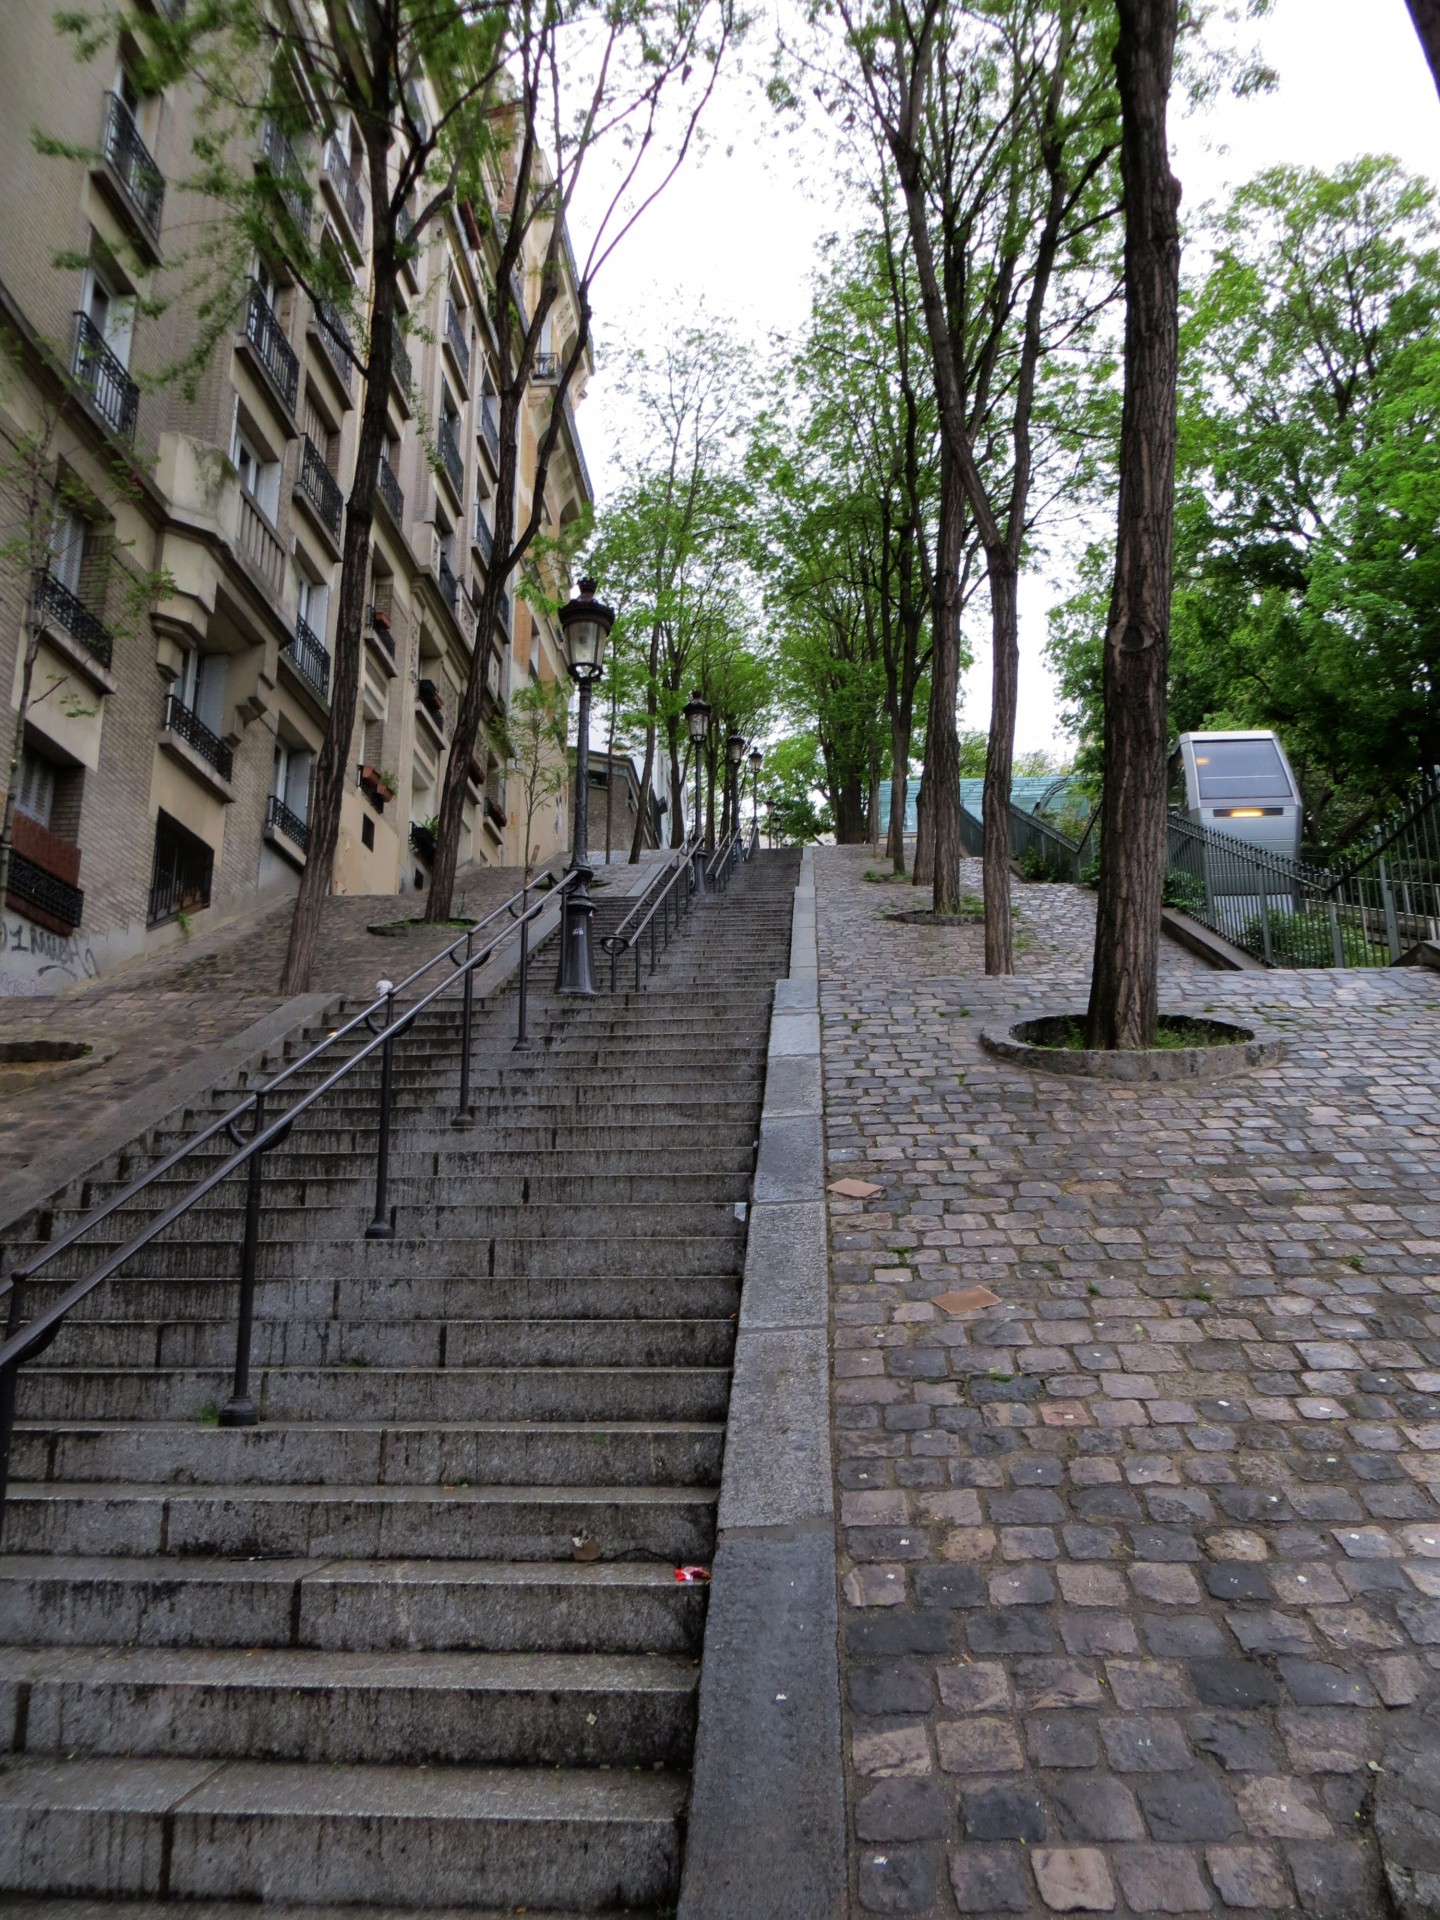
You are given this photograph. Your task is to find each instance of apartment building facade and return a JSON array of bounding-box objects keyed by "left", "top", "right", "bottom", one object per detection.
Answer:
[{"left": 0, "top": 11, "right": 592, "bottom": 996}]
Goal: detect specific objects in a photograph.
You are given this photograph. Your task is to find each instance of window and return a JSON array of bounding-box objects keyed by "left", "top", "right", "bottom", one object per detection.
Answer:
[
  {"left": 302, "top": 392, "right": 337, "bottom": 472},
  {"left": 177, "top": 647, "right": 228, "bottom": 736},
  {"left": 17, "top": 747, "right": 57, "bottom": 828},
  {"left": 272, "top": 739, "right": 313, "bottom": 821},
  {"left": 296, "top": 570, "right": 329, "bottom": 639},
  {"left": 49, "top": 509, "right": 87, "bottom": 594},
  {"left": 1192, "top": 738, "right": 1294, "bottom": 804},
  {"left": 82, "top": 262, "right": 134, "bottom": 366},
  {"left": 148, "top": 811, "right": 214, "bottom": 925},
  {"left": 116, "top": 62, "right": 160, "bottom": 147},
  {"left": 232, "top": 423, "right": 281, "bottom": 521}
]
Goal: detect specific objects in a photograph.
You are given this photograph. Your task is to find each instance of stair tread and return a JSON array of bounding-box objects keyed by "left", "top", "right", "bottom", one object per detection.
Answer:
[
  {"left": 0, "top": 1554, "right": 701, "bottom": 1587},
  {"left": 8, "top": 1480, "right": 717, "bottom": 1502},
  {"left": 0, "top": 1643, "right": 698, "bottom": 1690}
]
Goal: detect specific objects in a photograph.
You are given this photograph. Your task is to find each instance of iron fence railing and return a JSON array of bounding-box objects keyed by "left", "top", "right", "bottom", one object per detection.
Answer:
[
  {"left": 6, "top": 851, "right": 84, "bottom": 931},
  {"left": 480, "top": 397, "right": 500, "bottom": 463},
  {"left": 102, "top": 92, "right": 164, "bottom": 243},
  {"left": 444, "top": 302, "right": 471, "bottom": 385},
  {"left": 244, "top": 280, "right": 299, "bottom": 410},
  {"left": 438, "top": 414, "right": 464, "bottom": 496},
  {"left": 324, "top": 137, "right": 365, "bottom": 239},
  {"left": 266, "top": 793, "right": 310, "bottom": 852},
  {"left": 473, "top": 504, "right": 493, "bottom": 564},
  {"left": 147, "top": 814, "right": 213, "bottom": 925},
  {"left": 163, "top": 691, "right": 233, "bottom": 781},
  {"left": 600, "top": 838, "right": 703, "bottom": 991},
  {"left": 313, "top": 296, "right": 353, "bottom": 393},
  {"left": 377, "top": 454, "right": 405, "bottom": 525},
  {"left": 34, "top": 568, "right": 113, "bottom": 668},
  {"left": 283, "top": 615, "right": 330, "bottom": 702},
  {"left": 72, "top": 312, "right": 139, "bottom": 443},
  {"left": 258, "top": 120, "right": 310, "bottom": 236},
  {"left": 298, "top": 434, "right": 343, "bottom": 538},
  {"left": 437, "top": 552, "right": 459, "bottom": 613}
]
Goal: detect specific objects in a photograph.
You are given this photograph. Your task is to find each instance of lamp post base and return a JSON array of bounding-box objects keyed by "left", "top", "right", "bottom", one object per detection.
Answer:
[
  {"left": 692, "top": 847, "right": 709, "bottom": 896},
  {"left": 557, "top": 870, "right": 598, "bottom": 995}
]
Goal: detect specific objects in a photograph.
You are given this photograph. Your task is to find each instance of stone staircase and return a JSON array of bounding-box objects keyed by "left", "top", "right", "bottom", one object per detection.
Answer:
[{"left": 0, "top": 848, "right": 800, "bottom": 1916}]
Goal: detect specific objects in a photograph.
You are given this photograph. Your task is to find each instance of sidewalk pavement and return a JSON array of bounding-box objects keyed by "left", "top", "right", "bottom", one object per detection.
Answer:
[{"left": 816, "top": 846, "right": 1440, "bottom": 1918}]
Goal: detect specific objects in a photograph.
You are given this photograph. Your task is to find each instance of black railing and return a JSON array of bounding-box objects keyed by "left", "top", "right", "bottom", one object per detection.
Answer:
[
  {"left": 6, "top": 851, "right": 84, "bottom": 932},
  {"left": 437, "top": 552, "right": 459, "bottom": 612},
  {"left": 497, "top": 586, "right": 511, "bottom": 634},
  {"left": 283, "top": 615, "right": 330, "bottom": 701},
  {"left": 298, "top": 435, "right": 343, "bottom": 538},
  {"left": 473, "top": 505, "right": 493, "bottom": 564},
  {"left": 258, "top": 120, "right": 311, "bottom": 236},
  {"left": 244, "top": 281, "right": 299, "bottom": 410},
  {"left": 444, "top": 302, "right": 471, "bottom": 384},
  {"left": 438, "top": 414, "right": 464, "bottom": 496},
  {"left": 147, "top": 815, "right": 214, "bottom": 926},
  {"left": 102, "top": 93, "right": 164, "bottom": 243},
  {"left": 480, "top": 397, "right": 499, "bottom": 462},
  {"left": 531, "top": 351, "right": 559, "bottom": 382},
  {"left": 34, "top": 569, "right": 113, "bottom": 668},
  {"left": 377, "top": 454, "right": 405, "bottom": 525},
  {"left": 600, "top": 836, "right": 703, "bottom": 991},
  {"left": 390, "top": 318, "right": 412, "bottom": 397},
  {"left": 706, "top": 824, "right": 746, "bottom": 894},
  {"left": 163, "top": 691, "right": 234, "bottom": 781},
  {"left": 0, "top": 868, "right": 583, "bottom": 1523},
  {"left": 266, "top": 792, "right": 310, "bottom": 852},
  {"left": 367, "top": 609, "right": 396, "bottom": 661},
  {"left": 417, "top": 677, "right": 445, "bottom": 728},
  {"left": 72, "top": 312, "right": 139, "bottom": 444},
  {"left": 324, "top": 137, "right": 365, "bottom": 238},
  {"left": 313, "top": 296, "right": 353, "bottom": 393}
]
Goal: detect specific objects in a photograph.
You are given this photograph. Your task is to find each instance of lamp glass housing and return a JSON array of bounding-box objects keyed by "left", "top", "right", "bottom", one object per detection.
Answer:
[
  {"left": 684, "top": 690, "right": 711, "bottom": 744},
  {"left": 559, "top": 577, "right": 613, "bottom": 683},
  {"left": 748, "top": 748, "right": 763, "bottom": 771},
  {"left": 726, "top": 731, "right": 745, "bottom": 766}
]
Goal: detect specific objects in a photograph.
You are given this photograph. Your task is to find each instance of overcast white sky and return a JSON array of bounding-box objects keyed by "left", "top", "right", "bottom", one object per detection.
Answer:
[{"left": 572, "top": 0, "right": 1440, "bottom": 755}]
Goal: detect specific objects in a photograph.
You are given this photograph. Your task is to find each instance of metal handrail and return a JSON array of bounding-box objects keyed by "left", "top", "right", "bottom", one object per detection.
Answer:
[
  {"left": 599, "top": 838, "right": 702, "bottom": 992},
  {"left": 0, "top": 869, "right": 580, "bottom": 1515},
  {"left": 706, "top": 825, "right": 744, "bottom": 890}
]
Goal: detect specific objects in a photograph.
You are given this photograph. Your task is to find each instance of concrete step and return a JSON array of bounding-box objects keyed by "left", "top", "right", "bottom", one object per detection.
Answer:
[
  {"left": 0, "top": 1556, "right": 707, "bottom": 1655},
  {"left": 0, "top": 1754, "right": 686, "bottom": 1908},
  {"left": 4, "top": 1644, "right": 699, "bottom": 1768},
  {"left": 15, "top": 1364, "right": 732, "bottom": 1425},
  {"left": 10, "top": 1418, "right": 726, "bottom": 1489},
  {"left": 42, "top": 1313, "right": 737, "bottom": 1370},
  {"left": 3, "top": 1481, "right": 718, "bottom": 1561},
  {"left": 71, "top": 1168, "right": 751, "bottom": 1212},
  {"left": 0, "top": 1900, "right": 624, "bottom": 1920}
]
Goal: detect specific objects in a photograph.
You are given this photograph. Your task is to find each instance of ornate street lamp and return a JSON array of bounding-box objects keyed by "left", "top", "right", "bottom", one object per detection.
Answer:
[
  {"left": 748, "top": 745, "right": 762, "bottom": 845},
  {"left": 725, "top": 731, "right": 745, "bottom": 856},
  {"left": 556, "top": 576, "right": 614, "bottom": 994},
  {"left": 683, "top": 688, "right": 710, "bottom": 894}
]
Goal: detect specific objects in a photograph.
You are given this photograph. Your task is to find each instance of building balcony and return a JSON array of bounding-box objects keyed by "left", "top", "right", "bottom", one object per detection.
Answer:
[
  {"left": 479, "top": 397, "right": 500, "bottom": 468},
  {"left": 396, "top": 202, "right": 420, "bottom": 293},
  {"left": 241, "top": 279, "right": 300, "bottom": 416},
  {"left": 444, "top": 302, "right": 471, "bottom": 391},
  {"left": 365, "top": 606, "right": 399, "bottom": 678},
  {"left": 376, "top": 453, "right": 405, "bottom": 529},
  {"left": 389, "top": 318, "right": 413, "bottom": 415},
  {"left": 257, "top": 120, "right": 311, "bottom": 237},
  {"left": 358, "top": 763, "right": 393, "bottom": 813},
  {"left": 437, "top": 552, "right": 459, "bottom": 614},
  {"left": 6, "top": 814, "right": 84, "bottom": 935},
  {"left": 322, "top": 137, "right": 366, "bottom": 253},
  {"left": 72, "top": 312, "right": 138, "bottom": 445},
  {"left": 437, "top": 414, "right": 464, "bottom": 503},
  {"left": 497, "top": 585, "right": 511, "bottom": 636},
  {"left": 34, "top": 568, "right": 114, "bottom": 670},
  {"left": 310, "top": 295, "right": 353, "bottom": 399},
  {"left": 409, "top": 820, "right": 437, "bottom": 864},
  {"left": 148, "top": 813, "right": 213, "bottom": 926},
  {"left": 162, "top": 690, "right": 233, "bottom": 782},
  {"left": 237, "top": 491, "right": 285, "bottom": 596},
  {"left": 97, "top": 92, "right": 164, "bottom": 259},
  {"left": 296, "top": 434, "right": 343, "bottom": 546},
  {"left": 417, "top": 677, "right": 446, "bottom": 738},
  {"left": 282, "top": 613, "right": 330, "bottom": 703},
  {"left": 531, "top": 351, "right": 559, "bottom": 383},
  {"left": 471, "top": 503, "right": 493, "bottom": 567},
  {"left": 266, "top": 792, "right": 310, "bottom": 855}
]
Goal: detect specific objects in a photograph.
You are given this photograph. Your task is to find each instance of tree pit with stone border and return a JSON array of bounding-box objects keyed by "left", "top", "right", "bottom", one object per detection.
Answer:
[{"left": 979, "top": 1011, "right": 1282, "bottom": 1081}]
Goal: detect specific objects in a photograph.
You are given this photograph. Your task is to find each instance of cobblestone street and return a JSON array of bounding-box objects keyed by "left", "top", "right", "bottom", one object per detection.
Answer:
[{"left": 817, "top": 846, "right": 1440, "bottom": 1917}]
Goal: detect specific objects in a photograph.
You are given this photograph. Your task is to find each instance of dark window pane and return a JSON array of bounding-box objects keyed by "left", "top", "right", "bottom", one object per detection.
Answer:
[{"left": 1192, "top": 738, "right": 1292, "bottom": 801}]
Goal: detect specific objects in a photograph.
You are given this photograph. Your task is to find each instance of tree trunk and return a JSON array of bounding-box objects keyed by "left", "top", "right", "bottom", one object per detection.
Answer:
[
  {"left": 1408, "top": 0, "right": 1440, "bottom": 96},
  {"left": 887, "top": 702, "right": 911, "bottom": 872},
  {"left": 930, "top": 451, "right": 964, "bottom": 913},
  {"left": 981, "top": 553, "right": 1019, "bottom": 973},
  {"left": 912, "top": 704, "right": 934, "bottom": 887},
  {"left": 279, "top": 214, "right": 393, "bottom": 993},
  {"left": 1086, "top": 0, "right": 1181, "bottom": 1049},
  {"left": 668, "top": 722, "right": 684, "bottom": 846},
  {"left": 630, "top": 617, "right": 663, "bottom": 862}
]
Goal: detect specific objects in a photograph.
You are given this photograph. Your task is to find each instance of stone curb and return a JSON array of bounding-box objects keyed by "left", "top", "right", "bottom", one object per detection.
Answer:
[
  {"left": 679, "top": 845, "right": 847, "bottom": 1920},
  {"left": 978, "top": 1014, "right": 1285, "bottom": 1082},
  {"left": 1160, "top": 904, "right": 1267, "bottom": 970}
]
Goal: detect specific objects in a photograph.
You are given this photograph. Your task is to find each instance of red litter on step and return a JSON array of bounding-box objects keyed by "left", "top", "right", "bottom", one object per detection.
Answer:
[{"left": 674, "top": 1565, "right": 711, "bottom": 1583}]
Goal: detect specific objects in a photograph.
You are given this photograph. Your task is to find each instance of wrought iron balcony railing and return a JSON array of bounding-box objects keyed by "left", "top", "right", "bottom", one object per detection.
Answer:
[
  {"left": 531, "top": 351, "right": 559, "bottom": 382},
  {"left": 438, "top": 552, "right": 459, "bottom": 613},
  {"left": 266, "top": 792, "right": 311, "bottom": 852},
  {"left": 313, "top": 295, "right": 353, "bottom": 393},
  {"left": 367, "top": 609, "right": 396, "bottom": 661},
  {"left": 72, "top": 312, "right": 139, "bottom": 444},
  {"left": 377, "top": 453, "right": 405, "bottom": 525},
  {"left": 298, "top": 434, "right": 343, "bottom": 539},
  {"left": 7, "top": 851, "right": 84, "bottom": 932},
  {"left": 497, "top": 585, "right": 511, "bottom": 635},
  {"left": 324, "top": 137, "right": 365, "bottom": 239},
  {"left": 147, "top": 816, "right": 213, "bottom": 926},
  {"left": 444, "top": 302, "right": 471, "bottom": 385},
  {"left": 389, "top": 317, "right": 412, "bottom": 397},
  {"left": 472, "top": 504, "right": 493, "bottom": 564},
  {"left": 438, "top": 414, "right": 464, "bottom": 497},
  {"left": 283, "top": 614, "right": 330, "bottom": 701},
  {"left": 258, "top": 120, "right": 311, "bottom": 236},
  {"left": 163, "top": 691, "right": 234, "bottom": 781},
  {"left": 35, "top": 568, "right": 114, "bottom": 669},
  {"left": 244, "top": 280, "right": 299, "bottom": 411},
  {"left": 102, "top": 92, "right": 164, "bottom": 244},
  {"left": 480, "top": 397, "right": 500, "bottom": 463}
]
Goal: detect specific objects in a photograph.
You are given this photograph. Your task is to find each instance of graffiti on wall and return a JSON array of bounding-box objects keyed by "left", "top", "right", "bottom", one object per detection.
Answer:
[{"left": 0, "top": 913, "right": 100, "bottom": 996}]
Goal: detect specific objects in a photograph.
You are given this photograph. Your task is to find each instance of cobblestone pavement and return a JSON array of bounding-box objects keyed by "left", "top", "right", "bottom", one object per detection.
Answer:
[
  {"left": 0, "top": 862, "right": 527, "bottom": 1189},
  {"left": 817, "top": 846, "right": 1440, "bottom": 1918}
]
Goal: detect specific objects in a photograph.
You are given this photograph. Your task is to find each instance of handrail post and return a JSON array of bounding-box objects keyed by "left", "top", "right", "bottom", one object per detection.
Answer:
[
  {"left": 221, "top": 1091, "right": 266, "bottom": 1426},
  {"left": 515, "top": 907, "right": 531, "bottom": 1050},
  {"left": 366, "top": 992, "right": 397, "bottom": 1238},
  {"left": 0, "top": 1266, "right": 27, "bottom": 1533},
  {"left": 453, "top": 931, "right": 476, "bottom": 1128}
]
